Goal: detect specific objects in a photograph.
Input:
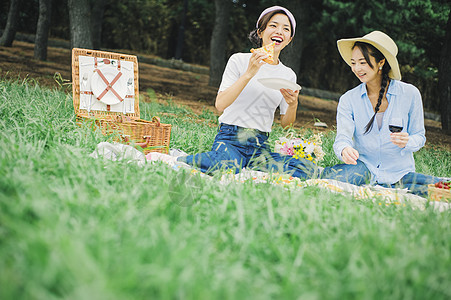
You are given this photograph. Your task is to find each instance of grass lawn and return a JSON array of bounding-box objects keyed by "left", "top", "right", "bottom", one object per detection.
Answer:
[{"left": 1, "top": 78, "right": 450, "bottom": 299}]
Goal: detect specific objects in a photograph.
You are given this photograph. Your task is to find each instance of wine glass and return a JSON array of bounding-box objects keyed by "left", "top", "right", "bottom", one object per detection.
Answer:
[{"left": 389, "top": 117, "right": 403, "bottom": 133}]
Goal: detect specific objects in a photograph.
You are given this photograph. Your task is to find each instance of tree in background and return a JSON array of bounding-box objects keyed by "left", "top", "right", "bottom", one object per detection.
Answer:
[
  {"left": 209, "top": 0, "right": 232, "bottom": 87},
  {"left": 174, "top": 0, "right": 188, "bottom": 60},
  {"left": 439, "top": 9, "right": 451, "bottom": 133},
  {"left": 279, "top": 0, "right": 306, "bottom": 81},
  {"left": 90, "top": 0, "right": 106, "bottom": 50},
  {"left": 34, "top": 0, "right": 52, "bottom": 60},
  {"left": 0, "top": 0, "right": 21, "bottom": 47},
  {"left": 67, "top": 0, "right": 92, "bottom": 49},
  {"left": 0, "top": 0, "right": 449, "bottom": 134},
  {"left": 301, "top": 0, "right": 449, "bottom": 109},
  {"left": 102, "top": 0, "right": 172, "bottom": 56}
]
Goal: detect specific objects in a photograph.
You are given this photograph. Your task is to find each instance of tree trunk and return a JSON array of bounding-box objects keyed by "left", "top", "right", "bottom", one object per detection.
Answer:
[
  {"left": 0, "top": 0, "right": 21, "bottom": 47},
  {"left": 280, "top": 1, "right": 305, "bottom": 80},
  {"left": 174, "top": 0, "right": 188, "bottom": 59},
  {"left": 68, "top": 0, "right": 92, "bottom": 49},
  {"left": 34, "top": 0, "right": 52, "bottom": 60},
  {"left": 208, "top": 0, "right": 231, "bottom": 88},
  {"left": 439, "top": 10, "right": 451, "bottom": 134},
  {"left": 90, "top": 0, "right": 106, "bottom": 49}
]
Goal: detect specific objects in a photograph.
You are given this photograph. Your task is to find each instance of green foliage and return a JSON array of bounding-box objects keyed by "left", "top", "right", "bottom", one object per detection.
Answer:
[
  {"left": 2, "top": 0, "right": 449, "bottom": 110},
  {"left": 103, "top": 0, "right": 172, "bottom": 55},
  {"left": 308, "top": 0, "right": 450, "bottom": 111},
  {"left": 101, "top": 0, "right": 217, "bottom": 64},
  {"left": 1, "top": 75, "right": 451, "bottom": 299}
]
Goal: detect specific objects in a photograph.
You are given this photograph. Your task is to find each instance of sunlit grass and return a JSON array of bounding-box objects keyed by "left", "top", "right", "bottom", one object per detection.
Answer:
[{"left": 1, "top": 78, "right": 450, "bottom": 299}]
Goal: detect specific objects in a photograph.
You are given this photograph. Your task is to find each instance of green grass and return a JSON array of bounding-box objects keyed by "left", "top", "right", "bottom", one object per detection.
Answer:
[{"left": 1, "top": 78, "right": 451, "bottom": 299}]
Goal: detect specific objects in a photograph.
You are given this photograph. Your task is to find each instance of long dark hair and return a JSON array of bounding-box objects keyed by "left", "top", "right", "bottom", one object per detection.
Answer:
[
  {"left": 248, "top": 10, "right": 293, "bottom": 47},
  {"left": 353, "top": 42, "right": 391, "bottom": 134}
]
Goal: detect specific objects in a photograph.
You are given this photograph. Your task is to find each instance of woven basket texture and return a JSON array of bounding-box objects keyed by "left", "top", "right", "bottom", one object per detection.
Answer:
[{"left": 72, "top": 48, "right": 171, "bottom": 154}]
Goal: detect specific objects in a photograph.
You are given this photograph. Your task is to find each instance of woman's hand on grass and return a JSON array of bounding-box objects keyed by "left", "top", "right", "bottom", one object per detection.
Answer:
[
  {"left": 342, "top": 146, "right": 359, "bottom": 165},
  {"left": 390, "top": 132, "right": 409, "bottom": 148}
]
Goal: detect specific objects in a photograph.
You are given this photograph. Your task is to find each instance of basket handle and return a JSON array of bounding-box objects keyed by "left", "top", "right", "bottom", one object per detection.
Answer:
[
  {"left": 120, "top": 134, "right": 131, "bottom": 143},
  {"left": 152, "top": 116, "right": 161, "bottom": 127},
  {"left": 134, "top": 136, "right": 151, "bottom": 149},
  {"left": 120, "top": 135, "right": 151, "bottom": 149},
  {"left": 116, "top": 114, "right": 132, "bottom": 123}
]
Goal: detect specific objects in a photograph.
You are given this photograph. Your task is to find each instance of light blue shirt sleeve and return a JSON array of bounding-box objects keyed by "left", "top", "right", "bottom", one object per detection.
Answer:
[
  {"left": 334, "top": 92, "right": 356, "bottom": 161},
  {"left": 401, "top": 85, "right": 426, "bottom": 155}
]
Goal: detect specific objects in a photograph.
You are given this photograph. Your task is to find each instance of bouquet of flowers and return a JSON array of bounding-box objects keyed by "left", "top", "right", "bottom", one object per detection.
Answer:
[{"left": 274, "top": 133, "right": 325, "bottom": 164}]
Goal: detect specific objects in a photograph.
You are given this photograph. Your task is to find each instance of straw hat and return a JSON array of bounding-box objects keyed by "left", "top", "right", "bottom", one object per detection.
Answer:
[{"left": 337, "top": 31, "right": 401, "bottom": 80}]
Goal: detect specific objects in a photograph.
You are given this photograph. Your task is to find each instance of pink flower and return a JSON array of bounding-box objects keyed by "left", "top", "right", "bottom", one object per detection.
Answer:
[{"left": 281, "top": 143, "right": 294, "bottom": 155}]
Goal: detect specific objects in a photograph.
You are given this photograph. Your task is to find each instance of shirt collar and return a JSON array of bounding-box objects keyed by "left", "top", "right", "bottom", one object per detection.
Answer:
[{"left": 359, "top": 79, "right": 399, "bottom": 97}]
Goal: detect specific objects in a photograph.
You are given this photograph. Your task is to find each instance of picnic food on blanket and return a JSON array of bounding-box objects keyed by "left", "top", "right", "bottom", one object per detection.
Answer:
[
  {"left": 250, "top": 41, "right": 275, "bottom": 64},
  {"left": 434, "top": 181, "right": 451, "bottom": 189},
  {"left": 428, "top": 181, "right": 451, "bottom": 202}
]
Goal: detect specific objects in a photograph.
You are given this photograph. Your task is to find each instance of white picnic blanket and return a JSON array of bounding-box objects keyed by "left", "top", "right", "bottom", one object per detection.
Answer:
[
  {"left": 90, "top": 143, "right": 450, "bottom": 212},
  {"left": 219, "top": 168, "right": 450, "bottom": 212},
  {"left": 89, "top": 142, "right": 147, "bottom": 166}
]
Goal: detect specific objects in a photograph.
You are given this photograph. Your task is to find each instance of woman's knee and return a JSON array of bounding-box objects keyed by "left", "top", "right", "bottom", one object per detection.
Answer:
[{"left": 321, "top": 160, "right": 370, "bottom": 185}]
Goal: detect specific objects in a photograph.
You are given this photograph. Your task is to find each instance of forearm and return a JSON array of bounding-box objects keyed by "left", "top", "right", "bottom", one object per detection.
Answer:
[
  {"left": 281, "top": 104, "right": 298, "bottom": 128},
  {"left": 400, "top": 132, "right": 426, "bottom": 155}
]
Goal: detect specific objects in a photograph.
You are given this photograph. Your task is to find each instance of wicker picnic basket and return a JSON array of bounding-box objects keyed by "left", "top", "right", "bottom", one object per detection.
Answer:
[
  {"left": 427, "top": 184, "right": 451, "bottom": 202},
  {"left": 72, "top": 48, "right": 171, "bottom": 154}
]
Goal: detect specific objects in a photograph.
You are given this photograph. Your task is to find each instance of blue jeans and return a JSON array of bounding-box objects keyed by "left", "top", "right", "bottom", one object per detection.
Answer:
[
  {"left": 377, "top": 172, "right": 440, "bottom": 196},
  {"left": 177, "top": 124, "right": 439, "bottom": 195},
  {"left": 178, "top": 124, "right": 376, "bottom": 185},
  {"left": 321, "top": 160, "right": 440, "bottom": 196},
  {"left": 320, "top": 159, "right": 371, "bottom": 186},
  {"left": 177, "top": 124, "right": 320, "bottom": 179}
]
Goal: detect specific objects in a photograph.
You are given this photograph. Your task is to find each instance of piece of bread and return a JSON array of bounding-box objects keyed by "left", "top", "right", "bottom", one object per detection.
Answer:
[{"left": 250, "top": 41, "right": 275, "bottom": 64}]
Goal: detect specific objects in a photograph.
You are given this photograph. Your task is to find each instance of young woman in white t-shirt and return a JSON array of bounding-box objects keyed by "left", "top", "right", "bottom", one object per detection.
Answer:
[
  {"left": 152, "top": 6, "right": 366, "bottom": 184},
  {"left": 170, "top": 6, "right": 322, "bottom": 179}
]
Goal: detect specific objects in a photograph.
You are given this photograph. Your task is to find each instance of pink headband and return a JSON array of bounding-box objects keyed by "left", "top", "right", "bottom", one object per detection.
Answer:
[{"left": 256, "top": 6, "right": 296, "bottom": 37}]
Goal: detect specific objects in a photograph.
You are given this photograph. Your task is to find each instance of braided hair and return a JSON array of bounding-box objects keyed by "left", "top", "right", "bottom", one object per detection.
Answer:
[{"left": 353, "top": 42, "right": 391, "bottom": 134}]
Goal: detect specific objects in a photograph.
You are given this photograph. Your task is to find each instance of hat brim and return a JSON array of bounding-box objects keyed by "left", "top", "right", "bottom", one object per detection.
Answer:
[{"left": 337, "top": 37, "right": 401, "bottom": 80}]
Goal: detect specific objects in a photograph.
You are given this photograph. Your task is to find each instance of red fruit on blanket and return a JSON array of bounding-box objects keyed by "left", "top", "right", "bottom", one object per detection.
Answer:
[{"left": 434, "top": 181, "right": 451, "bottom": 189}]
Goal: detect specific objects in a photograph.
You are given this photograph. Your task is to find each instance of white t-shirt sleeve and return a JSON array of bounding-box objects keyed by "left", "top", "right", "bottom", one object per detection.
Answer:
[{"left": 218, "top": 53, "right": 247, "bottom": 93}]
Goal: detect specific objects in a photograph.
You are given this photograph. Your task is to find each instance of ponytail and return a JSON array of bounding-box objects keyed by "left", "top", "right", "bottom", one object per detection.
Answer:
[
  {"left": 364, "top": 67, "right": 390, "bottom": 134},
  {"left": 248, "top": 29, "right": 262, "bottom": 47}
]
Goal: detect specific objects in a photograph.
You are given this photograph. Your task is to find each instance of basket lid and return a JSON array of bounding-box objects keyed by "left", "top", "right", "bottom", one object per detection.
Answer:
[{"left": 72, "top": 48, "right": 140, "bottom": 119}]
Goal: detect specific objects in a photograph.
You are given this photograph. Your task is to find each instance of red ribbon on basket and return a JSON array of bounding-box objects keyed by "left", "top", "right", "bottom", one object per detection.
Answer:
[{"left": 94, "top": 69, "right": 124, "bottom": 102}]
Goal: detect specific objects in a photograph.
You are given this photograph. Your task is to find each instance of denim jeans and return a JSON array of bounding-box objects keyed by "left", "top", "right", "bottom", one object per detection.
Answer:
[
  {"left": 320, "top": 159, "right": 371, "bottom": 186},
  {"left": 321, "top": 159, "right": 440, "bottom": 196},
  {"left": 177, "top": 124, "right": 320, "bottom": 179},
  {"left": 177, "top": 124, "right": 438, "bottom": 195},
  {"left": 377, "top": 172, "right": 440, "bottom": 196}
]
